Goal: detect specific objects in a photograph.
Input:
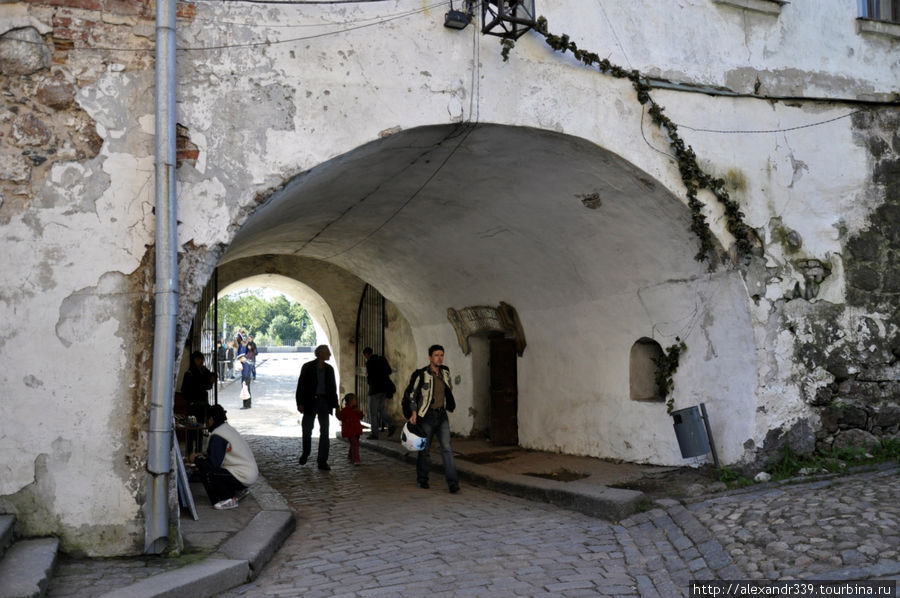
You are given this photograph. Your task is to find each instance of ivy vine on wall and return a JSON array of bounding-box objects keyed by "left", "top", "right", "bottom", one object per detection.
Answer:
[
  {"left": 652, "top": 338, "right": 688, "bottom": 413},
  {"left": 501, "top": 17, "right": 754, "bottom": 266}
]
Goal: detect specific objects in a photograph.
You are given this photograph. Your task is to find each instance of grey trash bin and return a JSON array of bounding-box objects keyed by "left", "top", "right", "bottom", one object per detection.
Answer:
[{"left": 671, "top": 405, "right": 711, "bottom": 458}]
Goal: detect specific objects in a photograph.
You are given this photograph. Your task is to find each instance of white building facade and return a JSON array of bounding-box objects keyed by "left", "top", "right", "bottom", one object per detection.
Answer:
[{"left": 0, "top": 0, "right": 897, "bottom": 555}]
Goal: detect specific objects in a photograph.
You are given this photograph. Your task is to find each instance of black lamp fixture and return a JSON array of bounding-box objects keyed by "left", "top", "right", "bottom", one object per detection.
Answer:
[
  {"left": 481, "top": 0, "right": 536, "bottom": 39},
  {"left": 444, "top": 0, "right": 474, "bottom": 30}
]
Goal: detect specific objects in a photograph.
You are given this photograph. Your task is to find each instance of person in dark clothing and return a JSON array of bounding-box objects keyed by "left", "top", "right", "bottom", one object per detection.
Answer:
[
  {"left": 362, "top": 347, "right": 396, "bottom": 440},
  {"left": 181, "top": 351, "right": 215, "bottom": 424},
  {"left": 295, "top": 345, "right": 339, "bottom": 470},
  {"left": 189, "top": 404, "right": 259, "bottom": 509},
  {"left": 216, "top": 340, "right": 227, "bottom": 381},
  {"left": 238, "top": 353, "right": 252, "bottom": 409}
]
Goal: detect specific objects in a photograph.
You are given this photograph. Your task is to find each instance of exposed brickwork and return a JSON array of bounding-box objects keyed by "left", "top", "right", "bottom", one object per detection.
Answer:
[{"left": 176, "top": 123, "right": 199, "bottom": 169}]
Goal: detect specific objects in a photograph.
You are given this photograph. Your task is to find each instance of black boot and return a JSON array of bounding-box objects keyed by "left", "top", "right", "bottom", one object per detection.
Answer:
[{"left": 241, "top": 399, "right": 251, "bottom": 409}]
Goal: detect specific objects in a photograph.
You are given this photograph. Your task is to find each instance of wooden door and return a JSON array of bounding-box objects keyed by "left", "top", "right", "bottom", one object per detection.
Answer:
[{"left": 489, "top": 337, "right": 518, "bottom": 445}]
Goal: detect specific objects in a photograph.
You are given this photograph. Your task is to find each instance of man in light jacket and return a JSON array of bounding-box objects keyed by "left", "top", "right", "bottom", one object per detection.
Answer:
[{"left": 403, "top": 344, "right": 459, "bottom": 493}]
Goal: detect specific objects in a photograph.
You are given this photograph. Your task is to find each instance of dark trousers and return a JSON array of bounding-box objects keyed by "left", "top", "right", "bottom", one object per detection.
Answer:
[
  {"left": 416, "top": 408, "right": 458, "bottom": 487},
  {"left": 301, "top": 407, "right": 331, "bottom": 465},
  {"left": 195, "top": 457, "right": 244, "bottom": 504}
]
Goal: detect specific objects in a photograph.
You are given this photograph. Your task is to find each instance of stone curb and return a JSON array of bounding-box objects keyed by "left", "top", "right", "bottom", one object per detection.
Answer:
[
  {"left": 219, "top": 510, "right": 296, "bottom": 580},
  {"left": 95, "top": 476, "right": 294, "bottom": 598},
  {"left": 358, "top": 437, "right": 646, "bottom": 521},
  {"left": 95, "top": 558, "right": 249, "bottom": 598}
]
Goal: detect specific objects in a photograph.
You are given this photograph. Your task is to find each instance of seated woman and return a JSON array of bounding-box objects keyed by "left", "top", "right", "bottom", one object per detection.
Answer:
[{"left": 189, "top": 404, "right": 259, "bottom": 510}]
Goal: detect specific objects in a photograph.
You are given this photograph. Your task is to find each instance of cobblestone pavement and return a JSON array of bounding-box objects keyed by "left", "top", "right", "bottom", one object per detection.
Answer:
[
  {"left": 45, "top": 356, "right": 900, "bottom": 597},
  {"left": 220, "top": 435, "right": 900, "bottom": 598}
]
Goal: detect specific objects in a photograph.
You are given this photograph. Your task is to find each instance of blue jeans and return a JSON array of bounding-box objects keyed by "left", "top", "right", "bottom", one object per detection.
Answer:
[
  {"left": 416, "top": 408, "right": 458, "bottom": 487},
  {"left": 368, "top": 392, "right": 394, "bottom": 434},
  {"left": 301, "top": 407, "right": 331, "bottom": 465}
]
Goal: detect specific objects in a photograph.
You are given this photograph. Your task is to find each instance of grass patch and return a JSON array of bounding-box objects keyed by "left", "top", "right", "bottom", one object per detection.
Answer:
[
  {"left": 764, "top": 438, "right": 900, "bottom": 481},
  {"left": 718, "top": 466, "right": 754, "bottom": 489}
]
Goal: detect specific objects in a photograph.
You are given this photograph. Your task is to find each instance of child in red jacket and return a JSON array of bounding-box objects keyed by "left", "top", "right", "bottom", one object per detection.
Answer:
[{"left": 338, "top": 393, "right": 364, "bottom": 464}]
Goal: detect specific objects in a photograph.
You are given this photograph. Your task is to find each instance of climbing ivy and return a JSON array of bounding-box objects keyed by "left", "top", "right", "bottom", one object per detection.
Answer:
[
  {"left": 652, "top": 338, "right": 687, "bottom": 413},
  {"left": 502, "top": 17, "right": 754, "bottom": 266}
]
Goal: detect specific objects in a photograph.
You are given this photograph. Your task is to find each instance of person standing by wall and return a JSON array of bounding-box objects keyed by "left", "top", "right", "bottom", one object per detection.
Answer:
[
  {"left": 226, "top": 341, "right": 235, "bottom": 379},
  {"left": 362, "top": 347, "right": 396, "bottom": 440},
  {"left": 246, "top": 335, "right": 258, "bottom": 381},
  {"left": 216, "top": 340, "right": 227, "bottom": 382},
  {"left": 402, "top": 344, "right": 459, "bottom": 493},
  {"left": 295, "top": 345, "right": 339, "bottom": 470},
  {"left": 181, "top": 350, "right": 215, "bottom": 425}
]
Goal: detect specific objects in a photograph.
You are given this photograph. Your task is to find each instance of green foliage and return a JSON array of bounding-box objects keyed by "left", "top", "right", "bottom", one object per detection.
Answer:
[
  {"left": 268, "top": 314, "right": 301, "bottom": 342},
  {"left": 764, "top": 438, "right": 900, "bottom": 481},
  {"left": 635, "top": 497, "right": 655, "bottom": 513},
  {"left": 718, "top": 466, "right": 754, "bottom": 489},
  {"left": 217, "top": 290, "right": 315, "bottom": 346},
  {"left": 652, "top": 338, "right": 687, "bottom": 413},
  {"left": 508, "top": 16, "right": 755, "bottom": 266}
]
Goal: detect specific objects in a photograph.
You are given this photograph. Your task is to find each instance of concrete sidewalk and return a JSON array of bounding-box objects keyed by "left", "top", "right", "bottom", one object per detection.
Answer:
[{"left": 358, "top": 433, "right": 723, "bottom": 522}]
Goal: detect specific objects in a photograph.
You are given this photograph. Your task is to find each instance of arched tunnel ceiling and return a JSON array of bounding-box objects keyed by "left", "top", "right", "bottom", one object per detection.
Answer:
[{"left": 222, "top": 124, "right": 711, "bottom": 326}]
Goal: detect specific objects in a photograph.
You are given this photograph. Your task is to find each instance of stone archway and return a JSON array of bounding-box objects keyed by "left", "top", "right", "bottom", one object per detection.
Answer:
[{"left": 213, "top": 123, "right": 757, "bottom": 466}]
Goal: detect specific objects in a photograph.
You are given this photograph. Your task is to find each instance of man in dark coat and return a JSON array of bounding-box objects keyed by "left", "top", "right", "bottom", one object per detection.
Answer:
[
  {"left": 363, "top": 347, "right": 396, "bottom": 439},
  {"left": 295, "top": 345, "right": 339, "bottom": 470},
  {"left": 181, "top": 350, "right": 215, "bottom": 423}
]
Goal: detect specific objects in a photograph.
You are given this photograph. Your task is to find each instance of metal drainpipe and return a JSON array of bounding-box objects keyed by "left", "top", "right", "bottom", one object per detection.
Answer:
[{"left": 145, "top": 0, "right": 178, "bottom": 555}]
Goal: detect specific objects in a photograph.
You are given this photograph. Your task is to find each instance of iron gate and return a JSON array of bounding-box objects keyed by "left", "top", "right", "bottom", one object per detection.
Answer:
[
  {"left": 355, "top": 283, "right": 384, "bottom": 424},
  {"left": 191, "top": 268, "right": 219, "bottom": 404}
]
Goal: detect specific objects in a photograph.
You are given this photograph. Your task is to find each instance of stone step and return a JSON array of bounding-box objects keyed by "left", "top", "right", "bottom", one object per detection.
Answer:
[
  {"left": 0, "top": 516, "right": 14, "bottom": 560},
  {"left": 0, "top": 538, "right": 59, "bottom": 598}
]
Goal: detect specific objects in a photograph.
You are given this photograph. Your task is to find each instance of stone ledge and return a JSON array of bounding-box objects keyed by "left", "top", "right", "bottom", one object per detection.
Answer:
[
  {"left": 0, "top": 538, "right": 59, "bottom": 598},
  {"left": 712, "top": 0, "right": 785, "bottom": 16},
  {"left": 856, "top": 18, "right": 900, "bottom": 40}
]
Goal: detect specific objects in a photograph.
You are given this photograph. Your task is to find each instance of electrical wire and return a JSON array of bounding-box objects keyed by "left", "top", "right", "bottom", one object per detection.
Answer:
[
  {"left": 200, "top": 0, "right": 403, "bottom": 4},
  {"left": 673, "top": 110, "right": 865, "bottom": 134},
  {"left": 0, "top": 1, "right": 449, "bottom": 52},
  {"left": 320, "top": 122, "right": 477, "bottom": 260},
  {"left": 179, "top": 2, "right": 446, "bottom": 50},
  {"left": 190, "top": 1, "right": 448, "bottom": 28},
  {"left": 597, "top": 0, "right": 631, "bottom": 69}
]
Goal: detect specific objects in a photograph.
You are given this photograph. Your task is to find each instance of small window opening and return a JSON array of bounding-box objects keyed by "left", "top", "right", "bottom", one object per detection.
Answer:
[{"left": 630, "top": 338, "right": 664, "bottom": 402}]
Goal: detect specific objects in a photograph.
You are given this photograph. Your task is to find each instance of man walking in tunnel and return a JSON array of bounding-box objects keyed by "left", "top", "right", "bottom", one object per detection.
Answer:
[
  {"left": 363, "top": 347, "right": 396, "bottom": 440},
  {"left": 403, "top": 344, "right": 459, "bottom": 493},
  {"left": 296, "top": 345, "right": 339, "bottom": 470}
]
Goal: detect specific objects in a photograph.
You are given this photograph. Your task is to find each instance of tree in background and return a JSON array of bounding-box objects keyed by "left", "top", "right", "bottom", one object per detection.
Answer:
[{"left": 217, "top": 290, "right": 316, "bottom": 346}]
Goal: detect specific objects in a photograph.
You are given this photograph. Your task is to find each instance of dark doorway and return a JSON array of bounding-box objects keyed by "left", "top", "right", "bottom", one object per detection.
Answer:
[{"left": 489, "top": 336, "right": 518, "bottom": 445}]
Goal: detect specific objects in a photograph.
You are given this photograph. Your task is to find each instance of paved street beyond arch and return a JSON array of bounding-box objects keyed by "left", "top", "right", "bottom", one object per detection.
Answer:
[{"left": 221, "top": 432, "right": 900, "bottom": 598}]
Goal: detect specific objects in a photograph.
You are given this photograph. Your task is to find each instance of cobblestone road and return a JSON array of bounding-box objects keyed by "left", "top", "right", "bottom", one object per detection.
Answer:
[{"left": 221, "top": 435, "right": 900, "bottom": 598}]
